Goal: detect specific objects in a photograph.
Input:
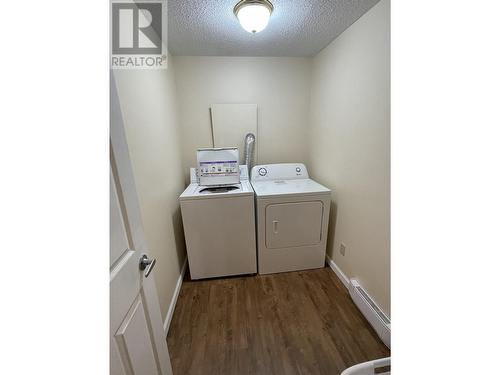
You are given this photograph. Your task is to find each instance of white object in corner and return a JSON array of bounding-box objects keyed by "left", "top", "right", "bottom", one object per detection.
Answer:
[
  {"left": 349, "top": 279, "right": 391, "bottom": 348},
  {"left": 341, "top": 357, "right": 390, "bottom": 375},
  {"left": 163, "top": 258, "right": 188, "bottom": 337}
]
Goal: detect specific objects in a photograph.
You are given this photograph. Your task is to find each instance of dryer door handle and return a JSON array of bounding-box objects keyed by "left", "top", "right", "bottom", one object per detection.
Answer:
[{"left": 273, "top": 220, "right": 279, "bottom": 234}]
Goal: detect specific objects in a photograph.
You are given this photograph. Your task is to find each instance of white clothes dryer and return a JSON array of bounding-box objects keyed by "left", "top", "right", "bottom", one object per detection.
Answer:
[{"left": 251, "top": 163, "right": 331, "bottom": 274}]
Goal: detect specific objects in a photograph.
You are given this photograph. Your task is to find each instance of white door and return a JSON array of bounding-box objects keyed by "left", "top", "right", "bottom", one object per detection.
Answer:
[
  {"left": 110, "top": 72, "right": 173, "bottom": 375},
  {"left": 265, "top": 201, "right": 324, "bottom": 249}
]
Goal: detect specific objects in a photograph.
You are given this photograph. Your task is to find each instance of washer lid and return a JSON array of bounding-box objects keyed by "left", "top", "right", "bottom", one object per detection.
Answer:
[
  {"left": 251, "top": 178, "right": 330, "bottom": 198},
  {"left": 179, "top": 181, "right": 254, "bottom": 201}
]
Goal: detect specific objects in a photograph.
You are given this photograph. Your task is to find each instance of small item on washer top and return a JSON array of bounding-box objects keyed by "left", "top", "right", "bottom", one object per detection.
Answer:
[{"left": 197, "top": 148, "right": 240, "bottom": 186}]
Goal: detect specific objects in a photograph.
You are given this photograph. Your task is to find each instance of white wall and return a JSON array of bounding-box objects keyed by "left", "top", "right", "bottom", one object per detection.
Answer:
[
  {"left": 112, "top": 56, "right": 186, "bottom": 322},
  {"left": 308, "top": 0, "right": 390, "bottom": 316},
  {"left": 173, "top": 56, "right": 312, "bottom": 179}
]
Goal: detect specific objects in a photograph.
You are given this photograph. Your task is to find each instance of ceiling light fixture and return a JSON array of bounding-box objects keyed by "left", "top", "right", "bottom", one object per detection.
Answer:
[{"left": 234, "top": 0, "right": 274, "bottom": 34}]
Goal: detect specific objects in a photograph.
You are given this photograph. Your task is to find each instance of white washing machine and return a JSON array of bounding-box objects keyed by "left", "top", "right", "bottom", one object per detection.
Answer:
[
  {"left": 251, "top": 163, "right": 331, "bottom": 274},
  {"left": 179, "top": 165, "right": 257, "bottom": 279}
]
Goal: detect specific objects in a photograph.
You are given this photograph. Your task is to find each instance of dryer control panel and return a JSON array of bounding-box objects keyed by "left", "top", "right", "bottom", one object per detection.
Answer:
[{"left": 251, "top": 163, "right": 309, "bottom": 181}]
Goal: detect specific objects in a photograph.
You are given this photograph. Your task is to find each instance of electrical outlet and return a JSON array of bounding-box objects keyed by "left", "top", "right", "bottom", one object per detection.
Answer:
[{"left": 340, "top": 243, "right": 346, "bottom": 256}]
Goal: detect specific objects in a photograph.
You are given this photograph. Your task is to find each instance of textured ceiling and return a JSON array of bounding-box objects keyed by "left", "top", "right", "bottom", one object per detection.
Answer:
[{"left": 168, "top": 0, "right": 380, "bottom": 57}]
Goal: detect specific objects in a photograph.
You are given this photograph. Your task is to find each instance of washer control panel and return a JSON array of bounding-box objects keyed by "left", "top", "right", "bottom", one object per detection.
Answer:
[
  {"left": 251, "top": 163, "right": 309, "bottom": 181},
  {"left": 199, "top": 162, "right": 238, "bottom": 175},
  {"left": 197, "top": 148, "right": 240, "bottom": 186}
]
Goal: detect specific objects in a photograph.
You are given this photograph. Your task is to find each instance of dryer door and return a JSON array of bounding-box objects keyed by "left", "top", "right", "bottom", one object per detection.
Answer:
[{"left": 265, "top": 201, "right": 323, "bottom": 249}]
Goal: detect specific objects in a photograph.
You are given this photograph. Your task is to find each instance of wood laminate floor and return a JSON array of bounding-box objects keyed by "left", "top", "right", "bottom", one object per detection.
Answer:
[{"left": 167, "top": 266, "right": 390, "bottom": 375}]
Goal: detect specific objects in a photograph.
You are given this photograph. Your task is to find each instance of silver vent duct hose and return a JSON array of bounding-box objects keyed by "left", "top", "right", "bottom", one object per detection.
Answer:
[{"left": 243, "top": 133, "right": 256, "bottom": 177}]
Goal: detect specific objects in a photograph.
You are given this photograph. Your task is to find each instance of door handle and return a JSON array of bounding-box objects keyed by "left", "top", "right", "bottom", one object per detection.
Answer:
[
  {"left": 273, "top": 220, "right": 279, "bottom": 234},
  {"left": 139, "top": 254, "right": 156, "bottom": 278}
]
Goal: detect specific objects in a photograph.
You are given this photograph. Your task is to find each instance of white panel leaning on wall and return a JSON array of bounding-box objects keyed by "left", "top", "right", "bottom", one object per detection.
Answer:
[{"left": 210, "top": 103, "right": 258, "bottom": 163}]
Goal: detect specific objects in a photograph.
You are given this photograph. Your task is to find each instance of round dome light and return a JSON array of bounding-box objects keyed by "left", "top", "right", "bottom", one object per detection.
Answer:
[{"left": 234, "top": 0, "right": 273, "bottom": 34}]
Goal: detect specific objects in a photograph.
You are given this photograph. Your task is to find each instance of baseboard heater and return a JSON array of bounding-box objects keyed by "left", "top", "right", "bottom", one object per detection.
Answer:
[{"left": 349, "top": 279, "right": 391, "bottom": 348}]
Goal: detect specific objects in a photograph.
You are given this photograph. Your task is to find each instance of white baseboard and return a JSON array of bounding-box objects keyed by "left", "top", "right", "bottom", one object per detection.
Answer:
[
  {"left": 325, "top": 255, "right": 390, "bottom": 348},
  {"left": 163, "top": 257, "right": 188, "bottom": 337},
  {"left": 349, "top": 279, "right": 391, "bottom": 348},
  {"left": 325, "top": 254, "right": 349, "bottom": 289}
]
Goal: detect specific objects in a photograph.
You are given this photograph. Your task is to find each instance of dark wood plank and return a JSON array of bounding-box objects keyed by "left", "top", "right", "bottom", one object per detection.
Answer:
[{"left": 167, "top": 267, "right": 390, "bottom": 375}]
